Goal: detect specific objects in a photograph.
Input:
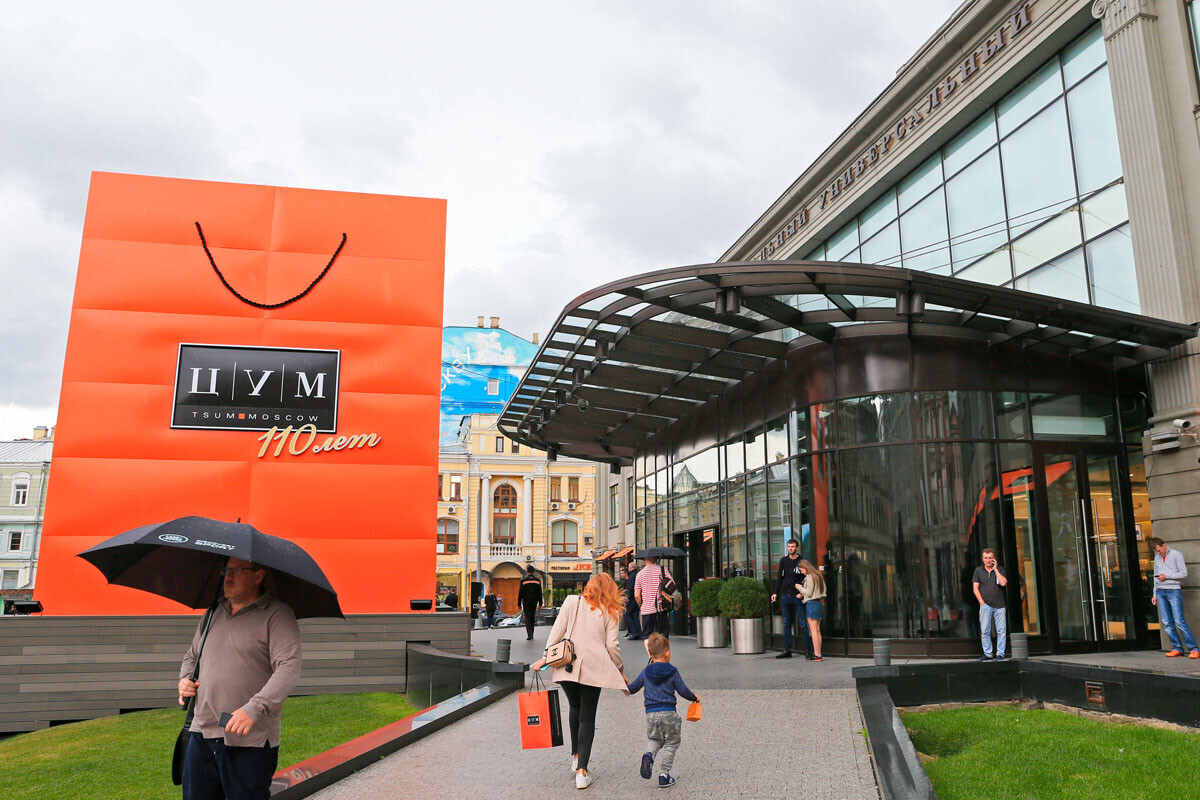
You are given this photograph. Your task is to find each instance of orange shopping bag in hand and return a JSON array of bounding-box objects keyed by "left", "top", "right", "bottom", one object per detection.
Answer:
[
  {"left": 686, "top": 701, "right": 702, "bottom": 722},
  {"left": 519, "top": 672, "right": 564, "bottom": 749}
]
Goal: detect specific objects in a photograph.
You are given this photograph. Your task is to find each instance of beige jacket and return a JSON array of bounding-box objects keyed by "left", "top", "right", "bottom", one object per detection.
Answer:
[
  {"left": 800, "top": 575, "right": 826, "bottom": 603},
  {"left": 546, "top": 594, "right": 628, "bottom": 692}
]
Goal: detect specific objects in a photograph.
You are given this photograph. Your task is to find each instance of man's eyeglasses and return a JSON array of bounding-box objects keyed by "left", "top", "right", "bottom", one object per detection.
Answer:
[{"left": 221, "top": 566, "right": 260, "bottom": 577}]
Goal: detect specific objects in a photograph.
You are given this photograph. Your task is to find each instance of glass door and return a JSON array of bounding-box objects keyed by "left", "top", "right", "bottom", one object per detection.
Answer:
[{"left": 1035, "top": 447, "right": 1135, "bottom": 645}]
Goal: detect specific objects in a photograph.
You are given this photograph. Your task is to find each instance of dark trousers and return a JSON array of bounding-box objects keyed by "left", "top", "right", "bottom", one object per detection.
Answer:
[
  {"left": 624, "top": 605, "right": 643, "bottom": 638},
  {"left": 183, "top": 732, "right": 278, "bottom": 800},
  {"left": 641, "top": 611, "right": 669, "bottom": 638},
  {"left": 560, "top": 681, "right": 602, "bottom": 771},
  {"left": 780, "top": 595, "right": 813, "bottom": 654},
  {"left": 485, "top": 610, "right": 496, "bottom": 627},
  {"left": 522, "top": 602, "right": 538, "bottom": 638}
]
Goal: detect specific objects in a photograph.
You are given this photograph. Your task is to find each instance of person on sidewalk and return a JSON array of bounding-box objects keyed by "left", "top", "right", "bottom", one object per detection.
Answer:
[
  {"left": 1150, "top": 537, "right": 1200, "bottom": 658},
  {"left": 532, "top": 573, "right": 630, "bottom": 791},
  {"left": 770, "top": 539, "right": 813, "bottom": 660},
  {"left": 798, "top": 559, "right": 826, "bottom": 662},
  {"left": 972, "top": 548, "right": 1008, "bottom": 661},
  {"left": 442, "top": 588, "right": 458, "bottom": 610},
  {"left": 622, "top": 564, "right": 643, "bottom": 640},
  {"left": 484, "top": 589, "right": 498, "bottom": 629},
  {"left": 628, "top": 633, "right": 699, "bottom": 789},
  {"left": 635, "top": 556, "right": 675, "bottom": 639},
  {"left": 517, "top": 566, "right": 543, "bottom": 641}
]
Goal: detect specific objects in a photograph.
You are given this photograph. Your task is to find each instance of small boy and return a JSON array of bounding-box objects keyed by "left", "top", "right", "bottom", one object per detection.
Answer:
[{"left": 627, "top": 633, "right": 699, "bottom": 788}]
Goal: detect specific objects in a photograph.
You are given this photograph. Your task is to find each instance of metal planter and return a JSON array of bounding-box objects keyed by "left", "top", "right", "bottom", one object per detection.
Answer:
[
  {"left": 771, "top": 613, "right": 784, "bottom": 635},
  {"left": 730, "top": 617, "right": 764, "bottom": 654},
  {"left": 696, "top": 616, "right": 728, "bottom": 648}
]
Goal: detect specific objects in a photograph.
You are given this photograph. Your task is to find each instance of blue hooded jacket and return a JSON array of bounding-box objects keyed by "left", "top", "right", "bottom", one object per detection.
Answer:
[{"left": 628, "top": 662, "right": 698, "bottom": 713}]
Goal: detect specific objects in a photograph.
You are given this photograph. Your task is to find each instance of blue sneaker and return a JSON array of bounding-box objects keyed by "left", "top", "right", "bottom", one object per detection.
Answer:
[
  {"left": 659, "top": 774, "right": 676, "bottom": 788},
  {"left": 640, "top": 752, "right": 654, "bottom": 780},
  {"left": 977, "top": 655, "right": 993, "bottom": 662},
  {"left": 995, "top": 654, "right": 1007, "bottom": 662}
]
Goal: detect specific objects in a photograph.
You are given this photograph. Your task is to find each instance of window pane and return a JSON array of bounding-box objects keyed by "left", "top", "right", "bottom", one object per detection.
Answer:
[
  {"left": 898, "top": 154, "right": 943, "bottom": 212},
  {"left": 1191, "top": 1, "right": 1200, "bottom": 80},
  {"left": 747, "top": 469, "right": 769, "bottom": 579},
  {"left": 997, "top": 59, "right": 1063, "bottom": 137},
  {"left": 945, "top": 148, "right": 1008, "bottom": 270},
  {"left": 1014, "top": 248, "right": 1088, "bottom": 302},
  {"left": 1030, "top": 393, "right": 1119, "bottom": 440},
  {"left": 956, "top": 250, "right": 1013, "bottom": 285},
  {"left": 1062, "top": 24, "right": 1105, "bottom": 87},
  {"left": 915, "top": 390, "right": 995, "bottom": 440},
  {"left": 1011, "top": 209, "right": 1083, "bottom": 276},
  {"left": 1087, "top": 224, "right": 1140, "bottom": 313},
  {"left": 802, "top": 242, "right": 826, "bottom": 261},
  {"left": 724, "top": 476, "right": 748, "bottom": 576},
  {"left": 1000, "top": 100, "right": 1076, "bottom": 236},
  {"left": 745, "top": 425, "right": 767, "bottom": 472},
  {"left": 767, "top": 463, "right": 790, "bottom": 568},
  {"left": 996, "top": 392, "right": 1030, "bottom": 439},
  {"left": 900, "top": 188, "right": 951, "bottom": 274},
  {"left": 943, "top": 110, "right": 998, "bottom": 177},
  {"left": 838, "top": 445, "right": 924, "bottom": 638},
  {"left": 836, "top": 393, "right": 915, "bottom": 446},
  {"left": 725, "top": 435, "right": 745, "bottom": 476},
  {"left": 766, "top": 415, "right": 789, "bottom": 463},
  {"left": 1081, "top": 182, "right": 1128, "bottom": 239},
  {"left": 861, "top": 221, "right": 901, "bottom": 266},
  {"left": 859, "top": 190, "right": 899, "bottom": 241},
  {"left": 827, "top": 220, "right": 860, "bottom": 261},
  {"left": 1067, "top": 66, "right": 1122, "bottom": 195},
  {"left": 791, "top": 408, "right": 809, "bottom": 455}
]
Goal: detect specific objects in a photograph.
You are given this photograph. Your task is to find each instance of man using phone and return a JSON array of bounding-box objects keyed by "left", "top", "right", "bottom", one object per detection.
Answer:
[
  {"left": 972, "top": 548, "right": 1009, "bottom": 661},
  {"left": 178, "top": 558, "right": 301, "bottom": 799}
]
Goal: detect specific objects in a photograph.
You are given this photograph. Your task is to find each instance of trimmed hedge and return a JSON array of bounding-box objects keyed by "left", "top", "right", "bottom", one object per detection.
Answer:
[
  {"left": 689, "top": 578, "right": 724, "bottom": 617},
  {"left": 718, "top": 576, "right": 769, "bottom": 619}
]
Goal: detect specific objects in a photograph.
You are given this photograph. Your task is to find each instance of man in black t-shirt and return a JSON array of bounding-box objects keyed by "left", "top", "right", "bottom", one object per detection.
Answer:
[
  {"left": 771, "top": 539, "right": 813, "bottom": 660},
  {"left": 517, "top": 566, "right": 543, "bottom": 641},
  {"left": 443, "top": 589, "right": 458, "bottom": 610},
  {"left": 484, "top": 590, "right": 499, "bottom": 628},
  {"left": 972, "top": 548, "right": 1008, "bottom": 661}
]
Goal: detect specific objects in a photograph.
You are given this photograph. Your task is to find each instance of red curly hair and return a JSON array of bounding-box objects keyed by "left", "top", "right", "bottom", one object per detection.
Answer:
[{"left": 581, "top": 572, "right": 625, "bottom": 622}]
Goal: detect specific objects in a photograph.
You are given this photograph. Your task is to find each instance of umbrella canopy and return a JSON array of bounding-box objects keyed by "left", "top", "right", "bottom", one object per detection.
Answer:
[
  {"left": 633, "top": 546, "right": 685, "bottom": 559},
  {"left": 79, "top": 516, "right": 344, "bottom": 619}
]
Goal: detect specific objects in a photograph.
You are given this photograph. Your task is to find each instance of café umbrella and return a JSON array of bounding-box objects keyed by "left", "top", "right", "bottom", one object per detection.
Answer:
[{"left": 77, "top": 516, "right": 344, "bottom": 619}]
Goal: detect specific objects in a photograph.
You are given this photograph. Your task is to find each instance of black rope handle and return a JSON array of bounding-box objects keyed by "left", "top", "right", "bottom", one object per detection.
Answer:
[{"left": 195, "top": 221, "right": 347, "bottom": 309}]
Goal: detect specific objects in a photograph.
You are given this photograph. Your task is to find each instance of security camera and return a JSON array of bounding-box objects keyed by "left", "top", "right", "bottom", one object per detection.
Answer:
[
  {"left": 1173, "top": 419, "right": 1192, "bottom": 429},
  {"left": 577, "top": 397, "right": 589, "bottom": 411}
]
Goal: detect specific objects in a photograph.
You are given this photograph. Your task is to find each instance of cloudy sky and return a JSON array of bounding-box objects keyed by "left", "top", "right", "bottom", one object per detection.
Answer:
[{"left": 0, "top": 0, "right": 960, "bottom": 438}]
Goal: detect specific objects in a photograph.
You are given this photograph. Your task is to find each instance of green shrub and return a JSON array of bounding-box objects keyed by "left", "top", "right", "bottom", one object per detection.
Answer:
[
  {"left": 718, "top": 576, "right": 768, "bottom": 619},
  {"left": 689, "top": 578, "right": 724, "bottom": 617}
]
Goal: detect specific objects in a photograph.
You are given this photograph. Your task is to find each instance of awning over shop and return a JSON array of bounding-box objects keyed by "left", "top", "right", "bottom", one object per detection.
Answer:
[
  {"left": 498, "top": 261, "right": 1198, "bottom": 463},
  {"left": 595, "top": 549, "right": 616, "bottom": 561},
  {"left": 614, "top": 546, "right": 634, "bottom": 558}
]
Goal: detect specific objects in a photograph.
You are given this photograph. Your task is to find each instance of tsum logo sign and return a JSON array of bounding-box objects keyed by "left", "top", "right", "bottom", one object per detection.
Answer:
[{"left": 171, "top": 344, "right": 340, "bottom": 433}]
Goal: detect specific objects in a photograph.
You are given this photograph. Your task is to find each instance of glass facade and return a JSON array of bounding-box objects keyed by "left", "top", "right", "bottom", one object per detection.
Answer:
[{"left": 796, "top": 26, "right": 1136, "bottom": 313}]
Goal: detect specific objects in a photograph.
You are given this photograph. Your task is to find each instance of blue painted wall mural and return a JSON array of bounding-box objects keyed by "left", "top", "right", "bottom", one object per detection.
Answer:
[{"left": 440, "top": 327, "right": 538, "bottom": 445}]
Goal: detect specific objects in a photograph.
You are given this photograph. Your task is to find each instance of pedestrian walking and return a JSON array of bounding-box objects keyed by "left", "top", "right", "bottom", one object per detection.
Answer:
[
  {"left": 771, "top": 538, "right": 813, "bottom": 660},
  {"left": 443, "top": 588, "right": 458, "bottom": 611},
  {"left": 1150, "top": 537, "right": 1199, "bottom": 658},
  {"left": 635, "top": 556, "right": 675, "bottom": 638},
  {"left": 518, "top": 566, "right": 543, "bottom": 641},
  {"left": 628, "top": 633, "right": 699, "bottom": 788},
  {"left": 798, "top": 559, "right": 826, "bottom": 662},
  {"left": 972, "top": 548, "right": 1008, "bottom": 661},
  {"left": 531, "top": 573, "right": 630, "bottom": 790},
  {"left": 622, "top": 564, "right": 643, "bottom": 640},
  {"left": 484, "top": 589, "right": 499, "bottom": 628},
  {"left": 178, "top": 558, "right": 302, "bottom": 800}
]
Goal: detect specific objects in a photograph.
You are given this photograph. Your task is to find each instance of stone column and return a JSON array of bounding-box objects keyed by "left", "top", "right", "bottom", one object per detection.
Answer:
[
  {"left": 479, "top": 474, "right": 492, "bottom": 545},
  {"left": 522, "top": 475, "right": 533, "bottom": 545}
]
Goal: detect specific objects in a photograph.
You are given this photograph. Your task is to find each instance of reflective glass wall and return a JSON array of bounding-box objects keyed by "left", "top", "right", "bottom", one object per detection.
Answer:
[{"left": 793, "top": 26, "right": 1136, "bottom": 314}]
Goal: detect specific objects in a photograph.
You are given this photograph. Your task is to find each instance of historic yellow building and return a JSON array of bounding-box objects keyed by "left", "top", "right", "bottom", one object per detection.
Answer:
[{"left": 436, "top": 412, "right": 599, "bottom": 616}]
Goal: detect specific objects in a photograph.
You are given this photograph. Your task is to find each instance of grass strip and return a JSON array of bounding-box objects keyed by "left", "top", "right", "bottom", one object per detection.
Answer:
[
  {"left": 902, "top": 705, "right": 1200, "bottom": 800},
  {"left": 0, "top": 692, "right": 419, "bottom": 800}
]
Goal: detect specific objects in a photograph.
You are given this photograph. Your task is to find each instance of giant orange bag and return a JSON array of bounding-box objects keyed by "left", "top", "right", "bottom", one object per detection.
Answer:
[{"left": 35, "top": 172, "right": 446, "bottom": 615}]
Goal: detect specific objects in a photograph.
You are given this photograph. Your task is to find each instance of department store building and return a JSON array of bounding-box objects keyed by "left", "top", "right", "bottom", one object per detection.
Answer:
[{"left": 502, "top": 0, "right": 1200, "bottom": 656}]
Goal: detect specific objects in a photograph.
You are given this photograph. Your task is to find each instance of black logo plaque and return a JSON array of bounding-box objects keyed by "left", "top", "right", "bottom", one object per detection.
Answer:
[{"left": 172, "top": 344, "right": 340, "bottom": 432}]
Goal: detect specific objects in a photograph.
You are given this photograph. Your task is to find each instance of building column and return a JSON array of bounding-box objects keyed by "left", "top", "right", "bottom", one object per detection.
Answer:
[
  {"left": 522, "top": 475, "right": 533, "bottom": 545},
  {"left": 479, "top": 474, "right": 491, "bottom": 545}
]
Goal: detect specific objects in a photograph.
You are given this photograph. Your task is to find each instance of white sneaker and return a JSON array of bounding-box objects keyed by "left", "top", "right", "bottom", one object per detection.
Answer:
[
  {"left": 576, "top": 772, "right": 592, "bottom": 790},
  {"left": 572, "top": 755, "right": 578, "bottom": 772}
]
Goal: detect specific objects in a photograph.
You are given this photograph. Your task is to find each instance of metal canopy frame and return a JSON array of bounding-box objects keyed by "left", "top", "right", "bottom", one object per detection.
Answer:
[{"left": 498, "top": 261, "right": 1197, "bottom": 463}]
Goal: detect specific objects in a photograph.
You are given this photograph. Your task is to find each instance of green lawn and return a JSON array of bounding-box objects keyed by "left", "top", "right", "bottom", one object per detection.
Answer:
[
  {"left": 0, "top": 693, "right": 419, "bottom": 800},
  {"left": 902, "top": 705, "right": 1200, "bottom": 800}
]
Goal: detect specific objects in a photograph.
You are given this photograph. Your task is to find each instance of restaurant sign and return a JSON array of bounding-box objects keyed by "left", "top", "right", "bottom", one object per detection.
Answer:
[{"left": 756, "top": 1, "right": 1036, "bottom": 260}]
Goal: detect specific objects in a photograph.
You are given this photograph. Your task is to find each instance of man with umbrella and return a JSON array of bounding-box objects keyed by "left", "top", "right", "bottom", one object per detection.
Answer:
[{"left": 177, "top": 556, "right": 302, "bottom": 800}]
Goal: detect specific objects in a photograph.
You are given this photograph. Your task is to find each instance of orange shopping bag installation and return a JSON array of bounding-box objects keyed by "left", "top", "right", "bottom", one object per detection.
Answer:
[
  {"left": 34, "top": 172, "right": 446, "bottom": 615},
  {"left": 519, "top": 672, "right": 564, "bottom": 750}
]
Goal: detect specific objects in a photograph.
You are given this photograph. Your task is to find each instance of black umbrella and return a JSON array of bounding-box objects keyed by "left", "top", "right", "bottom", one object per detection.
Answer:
[
  {"left": 78, "top": 516, "right": 344, "bottom": 619},
  {"left": 633, "top": 546, "right": 685, "bottom": 559}
]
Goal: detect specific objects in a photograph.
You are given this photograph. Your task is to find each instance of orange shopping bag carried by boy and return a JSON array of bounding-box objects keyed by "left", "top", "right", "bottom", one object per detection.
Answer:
[
  {"left": 519, "top": 671, "right": 564, "bottom": 749},
  {"left": 686, "top": 701, "right": 702, "bottom": 722}
]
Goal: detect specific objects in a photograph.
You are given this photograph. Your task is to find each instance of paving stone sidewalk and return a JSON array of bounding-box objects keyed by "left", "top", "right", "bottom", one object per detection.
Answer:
[{"left": 313, "top": 687, "right": 878, "bottom": 800}]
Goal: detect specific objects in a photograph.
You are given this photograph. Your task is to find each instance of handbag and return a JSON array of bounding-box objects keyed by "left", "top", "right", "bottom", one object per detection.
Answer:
[
  {"left": 543, "top": 595, "right": 581, "bottom": 670},
  {"left": 686, "top": 701, "right": 702, "bottom": 722},
  {"left": 519, "top": 671, "right": 564, "bottom": 749},
  {"left": 171, "top": 602, "right": 218, "bottom": 785},
  {"left": 658, "top": 567, "right": 676, "bottom": 611}
]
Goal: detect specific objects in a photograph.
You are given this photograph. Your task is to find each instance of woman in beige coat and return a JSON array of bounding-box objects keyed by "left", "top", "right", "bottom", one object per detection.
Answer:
[{"left": 532, "top": 573, "right": 629, "bottom": 790}]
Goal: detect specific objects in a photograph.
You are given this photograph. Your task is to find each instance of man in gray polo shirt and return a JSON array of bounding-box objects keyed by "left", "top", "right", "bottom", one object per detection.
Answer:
[
  {"left": 178, "top": 557, "right": 302, "bottom": 800},
  {"left": 1150, "top": 537, "right": 1199, "bottom": 659}
]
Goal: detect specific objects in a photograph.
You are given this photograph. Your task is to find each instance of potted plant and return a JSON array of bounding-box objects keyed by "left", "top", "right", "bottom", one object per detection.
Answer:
[
  {"left": 719, "top": 577, "right": 768, "bottom": 654},
  {"left": 689, "top": 578, "right": 726, "bottom": 648}
]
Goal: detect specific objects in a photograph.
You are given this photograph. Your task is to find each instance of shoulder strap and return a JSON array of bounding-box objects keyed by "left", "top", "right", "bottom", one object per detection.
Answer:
[
  {"left": 181, "top": 601, "right": 218, "bottom": 719},
  {"left": 566, "top": 594, "right": 582, "bottom": 640}
]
